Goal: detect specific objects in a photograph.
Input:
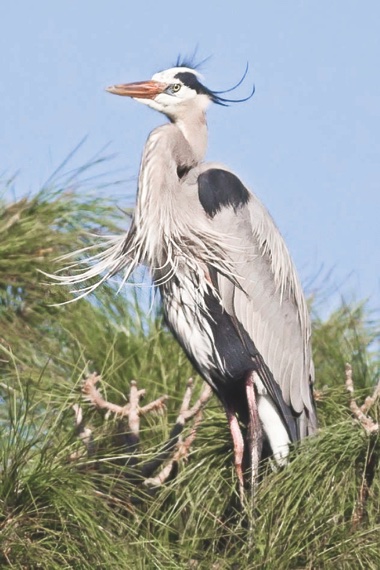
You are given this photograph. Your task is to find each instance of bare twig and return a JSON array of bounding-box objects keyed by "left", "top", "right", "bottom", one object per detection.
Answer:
[
  {"left": 72, "top": 374, "right": 213, "bottom": 489},
  {"left": 82, "top": 373, "right": 168, "bottom": 420},
  {"left": 345, "top": 363, "right": 379, "bottom": 435},
  {"left": 361, "top": 382, "right": 380, "bottom": 416},
  {"left": 72, "top": 403, "right": 93, "bottom": 447},
  {"left": 345, "top": 363, "right": 379, "bottom": 528},
  {"left": 70, "top": 403, "right": 93, "bottom": 459},
  {"left": 0, "top": 382, "right": 17, "bottom": 393},
  {"left": 144, "top": 380, "right": 212, "bottom": 488},
  {"left": 82, "top": 373, "right": 130, "bottom": 415}
]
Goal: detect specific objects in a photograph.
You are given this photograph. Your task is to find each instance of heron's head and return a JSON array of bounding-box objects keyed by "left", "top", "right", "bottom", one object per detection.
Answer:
[{"left": 106, "top": 66, "right": 254, "bottom": 122}]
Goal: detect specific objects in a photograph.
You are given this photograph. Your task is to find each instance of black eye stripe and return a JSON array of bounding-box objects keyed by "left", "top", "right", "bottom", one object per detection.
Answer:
[{"left": 174, "top": 72, "right": 209, "bottom": 95}]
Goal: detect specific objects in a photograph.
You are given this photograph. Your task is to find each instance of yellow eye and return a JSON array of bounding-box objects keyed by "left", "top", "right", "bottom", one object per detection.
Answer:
[{"left": 171, "top": 83, "right": 181, "bottom": 93}]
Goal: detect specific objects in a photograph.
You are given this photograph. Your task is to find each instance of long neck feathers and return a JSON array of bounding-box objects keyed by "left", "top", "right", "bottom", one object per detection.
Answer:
[
  {"left": 133, "top": 121, "right": 207, "bottom": 270},
  {"left": 47, "top": 114, "right": 213, "bottom": 299}
]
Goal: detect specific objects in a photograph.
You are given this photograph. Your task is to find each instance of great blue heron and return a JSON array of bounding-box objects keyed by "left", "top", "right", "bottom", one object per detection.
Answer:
[{"left": 57, "top": 62, "right": 317, "bottom": 495}]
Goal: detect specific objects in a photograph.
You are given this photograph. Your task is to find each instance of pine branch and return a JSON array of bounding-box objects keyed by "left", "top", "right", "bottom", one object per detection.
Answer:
[
  {"left": 345, "top": 362, "right": 379, "bottom": 528},
  {"left": 72, "top": 373, "right": 213, "bottom": 488}
]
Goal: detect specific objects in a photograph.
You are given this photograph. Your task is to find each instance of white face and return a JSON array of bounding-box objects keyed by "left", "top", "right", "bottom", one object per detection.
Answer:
[{"left": 139, "top": 67, "right": 211, "bottom": 117}]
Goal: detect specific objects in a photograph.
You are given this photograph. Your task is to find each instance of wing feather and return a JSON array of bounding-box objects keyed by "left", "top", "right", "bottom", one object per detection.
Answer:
[{"left": 196, "top": 166, "right": 317, "bottom": 435}]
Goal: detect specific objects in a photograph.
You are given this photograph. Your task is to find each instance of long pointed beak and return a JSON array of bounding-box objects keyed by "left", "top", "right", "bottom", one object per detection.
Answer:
[{"left": 106, "top": 80, "right": 167, "bottom": 99}]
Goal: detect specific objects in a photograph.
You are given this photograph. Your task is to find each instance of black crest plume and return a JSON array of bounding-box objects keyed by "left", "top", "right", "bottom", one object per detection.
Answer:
[{"left": 174, "top": 54, "right": 255, "bottom": 106}]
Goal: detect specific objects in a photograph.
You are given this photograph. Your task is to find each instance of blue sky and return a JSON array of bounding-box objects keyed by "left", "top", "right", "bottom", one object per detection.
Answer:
[{"left": 1, "top": 1, "right": 379, "bottom": 312}]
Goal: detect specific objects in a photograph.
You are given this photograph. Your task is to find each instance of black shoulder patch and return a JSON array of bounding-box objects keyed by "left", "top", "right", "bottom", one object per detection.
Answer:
[{"left": 198, "top": 169, "right": 250, "bottom": 218}]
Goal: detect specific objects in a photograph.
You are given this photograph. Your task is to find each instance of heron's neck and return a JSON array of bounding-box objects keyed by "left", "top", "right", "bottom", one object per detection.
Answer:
[
  {"left": 174, "top": 109, "right": 208, "bottom": 163},
  {"left": 135, "top": 122, "right": 202, "bottom": 266}
]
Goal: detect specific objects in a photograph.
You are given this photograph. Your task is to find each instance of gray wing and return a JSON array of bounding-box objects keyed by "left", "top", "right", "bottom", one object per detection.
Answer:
[{"left": 197, "top": 167, "right": 317, "bottom": 437}]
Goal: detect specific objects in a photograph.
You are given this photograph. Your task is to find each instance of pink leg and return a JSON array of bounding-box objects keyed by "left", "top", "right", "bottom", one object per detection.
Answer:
[
  {"left": 246, "top": 373, "right": 263, "bottom": 488},
  {"left": 226, "top": 407, "right": 245, "bottom": 502}
]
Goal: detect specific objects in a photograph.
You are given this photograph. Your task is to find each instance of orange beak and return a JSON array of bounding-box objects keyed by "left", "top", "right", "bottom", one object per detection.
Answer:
[{"left": 106, "top": 80, "right": 167, "bottom": 99}]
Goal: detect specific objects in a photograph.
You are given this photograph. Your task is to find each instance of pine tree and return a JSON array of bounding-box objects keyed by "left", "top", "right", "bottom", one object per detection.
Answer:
[{"left": 1, "top": 167, "right": 379, "bottom": 569}]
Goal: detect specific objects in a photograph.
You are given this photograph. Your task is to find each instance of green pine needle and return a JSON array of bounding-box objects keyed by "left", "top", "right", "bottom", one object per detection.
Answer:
[{"left": 1, "top": 165, "right": 379, "bottom": 569}]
